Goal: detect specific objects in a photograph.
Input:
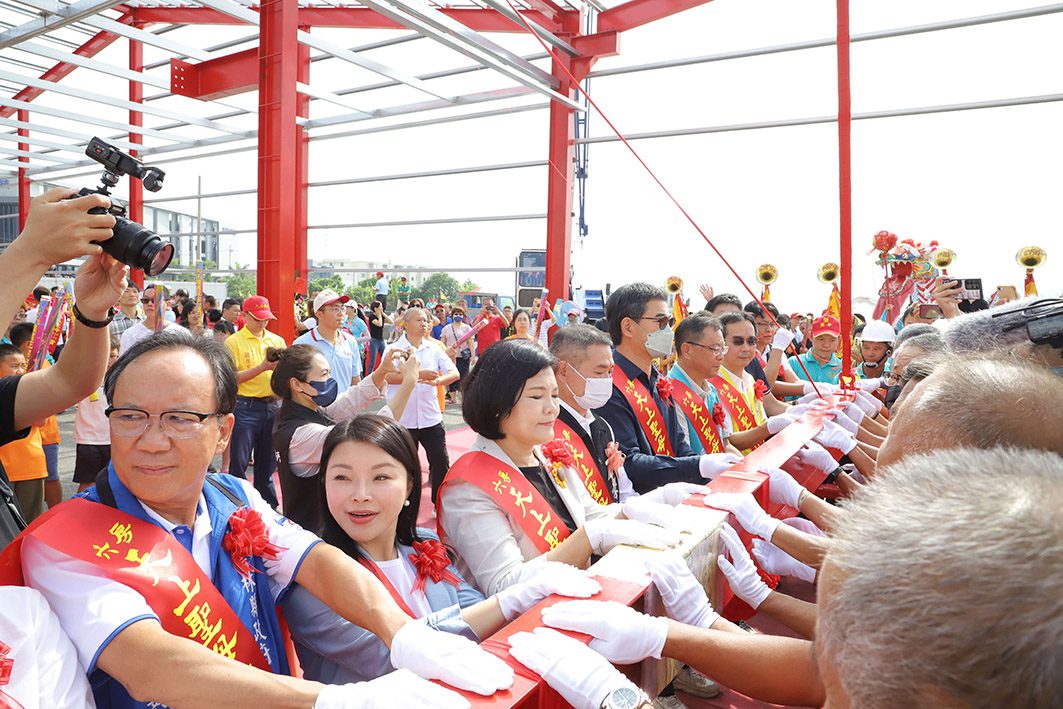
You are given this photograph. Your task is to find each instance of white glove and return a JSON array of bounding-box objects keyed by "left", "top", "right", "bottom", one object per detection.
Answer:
[
  {"left": 622, "top": 497, "right": 706, "bottom": 534},
  {"left": 801, "top": 382, "right": 837, "bottom": 397},
  {"left": 704, "top": 492, "right": 780, "bottom": 540},
  {"left": 495, "top": 562, "right": 601, "bottom": 621},
  {"left": 764, "top": 467, "right": 806, "bottom": 509},
  {"left": 638, "top": 482, "right": 707, "bottom": 506},
  {"left": 856, "top": 377, "right": 882, "bottom": 391},
  {"left": 314, "top": 670, "right": 471, "bottom": 709},
  {"left": 840, "top": 401, "right": 865, "bottom": 425},
  {"left": 825, "top": 409, "right": 858, "bottom": 435},
  {"left": 765, "top": 414, "right": 795, "bottom": 435},
  {"left": 390, "top": 620, "right": 513, "bottom": 695},
  {"left": 783, "top": 516, "right": 827, "bottom": 537},
  {"left": 788, "top": 401, "right": 826, "bottom": 416},
  {"left": 796, "top": 442, "right": 838, "bottom": 474},
  {"left": 771, "top": 328, "right": 795, "bottom": 352},
  {"left": 812, "top": 420, "right": 857, "bottom": 454},
  {"left": 716, "top": 523, "right": 772, "bottom": 609},
  {"left": 584, "top": 517, "right": 679, "bottom": 555},
  {"left": 856, "top": 389, "right": 884, "bottom": 414},
  {"left": 508, "top": 627, "right": 641, "bottom": 709},
  {"left": 541, "top": 600, "right": 668, "bottom": 664},
  {"left": 644, "top": 552, "right": 720, "bottom": 629},
  {"left": 753, "top": 538, "right": 817, "bottom": 583},
  {"left": 698, "top": 452, "right": 743, "bottom": 480}
]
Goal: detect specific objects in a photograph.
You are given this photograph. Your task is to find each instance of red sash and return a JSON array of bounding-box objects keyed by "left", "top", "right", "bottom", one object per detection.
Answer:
[
  {"left": 611, "top": 366, "right": 674, "bottom": 456},
  {"left": 553, "top": 419, "right": 613, "bottom": 506},
  {"left": 669, "top": 379, "right": 726, "bottom": 454},
  {"left": 356, "top": 557, "right": 417, "bottom": 619},
  {"left": 711, "top": 374, "right": 761, "bottom": 441},
  {"left": 437, "top": 452, "right": 571, "bottom": 554},
  {"left": 0, "top": 499, "right": 271, "bottom": 671}
]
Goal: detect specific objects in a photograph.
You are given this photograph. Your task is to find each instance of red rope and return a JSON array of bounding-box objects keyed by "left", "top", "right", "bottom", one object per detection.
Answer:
[{"left": 500, "top": 0, "right": 825, "bottom": 397}]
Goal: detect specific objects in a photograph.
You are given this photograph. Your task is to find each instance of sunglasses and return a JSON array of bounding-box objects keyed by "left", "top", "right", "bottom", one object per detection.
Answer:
[
  {"left": 140, "top": 297, "right": 156, "bottom": 305},
  {"left": 730, "top": 336, "right": 758, "bottom": 347}
]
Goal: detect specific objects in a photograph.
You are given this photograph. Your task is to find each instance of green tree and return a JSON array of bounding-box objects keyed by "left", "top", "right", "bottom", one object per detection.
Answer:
[
  {"left": 413, "top": 273, "right": 462, "bottom": 303},
  {"left": 223, "top": 265, "right": 256, "bottom": 300},
  {"left": 309, "top": 274, "right": 346, "bottom": 295},
  {"left": 458, "top": 279, "right": 480, "bottom": 293}
]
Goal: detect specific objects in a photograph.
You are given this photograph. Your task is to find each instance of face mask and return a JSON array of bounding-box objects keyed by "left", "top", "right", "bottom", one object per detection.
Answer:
[
  {"left": 453, "top": 315, "right": 464, "bottom": 322},
  {"left": 640, "top": 322, "right": 674, "bottom": 358},
  {"left": 566, "top": 366, "right": 613, "bottom": 410},
  {"left": 304, "top": 377, "right": 338, "bottom": 407}
]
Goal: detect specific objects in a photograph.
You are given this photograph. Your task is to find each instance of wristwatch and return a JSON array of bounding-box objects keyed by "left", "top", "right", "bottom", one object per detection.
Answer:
[
  {"left": 600, "top": 686, "right": 649, "bottom": 709},
  {"left": 72, "top": 303, "right": 115, "bottom": 329}
]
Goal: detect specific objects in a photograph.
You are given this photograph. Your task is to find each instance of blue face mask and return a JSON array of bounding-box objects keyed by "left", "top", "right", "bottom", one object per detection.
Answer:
[{"left": 304, "top": 377, "right": 338, "bottom": 407}]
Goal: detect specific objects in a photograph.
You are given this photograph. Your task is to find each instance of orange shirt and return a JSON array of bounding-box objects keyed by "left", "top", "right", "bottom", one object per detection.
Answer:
[
  {"left": 39, "top": 415, "right": 60, "bottom": 446},
  {"left": 0, "top": 424, "right": 46, "bottom": 482}
]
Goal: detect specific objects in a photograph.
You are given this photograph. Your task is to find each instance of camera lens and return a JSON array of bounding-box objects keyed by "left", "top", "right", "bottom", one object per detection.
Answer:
[{"left": 103, "top": 216, "right": 175, "bottom": 276}]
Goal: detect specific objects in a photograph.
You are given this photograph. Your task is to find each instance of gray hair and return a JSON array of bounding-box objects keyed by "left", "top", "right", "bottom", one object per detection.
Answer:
[
  {"left": 936, "top": 297, "right": 1038, "bottom": 353},
  {"left": 893, "top": 323, "right": 937, "bottom": 349},
  {"left": 549, "top": 323, "right": 612, "bottom": 366},
  {"left": 821, "top": 447, "right": 1063, "bottom": 709},
  {"left": 894, "top": 332, "right": 946, "bottom": 358}
]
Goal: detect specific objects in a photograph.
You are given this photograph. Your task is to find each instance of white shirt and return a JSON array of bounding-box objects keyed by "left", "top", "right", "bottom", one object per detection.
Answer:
[
  {"left": 118, "top": 320, "right": 188, "bottom": 355},
  {"left": 21, "top": 478, "right": 320, "bottom": 673},
  {"left": 557, "top": 400, "right": 637, "bottom": 502},
  {"left": 383, "top": 335, "right": 457, "bottom": 430},
  {"left": 0, "top": 587, "right": 95, "bottom": 709},
  {"left": 74, "top": 386, "right": 110, "bottom": 445},
  {"left": 439, "top": 436, "right": 614, "bottom": 596},
  {"left": 287, "top": 377, "right": 387, "bottom": 478},
  {"left": 376, "top": 555, "right": 431, "bottom": 618},
  {"left": 374, "top": 278, "right": 389, "bottom": 296}
]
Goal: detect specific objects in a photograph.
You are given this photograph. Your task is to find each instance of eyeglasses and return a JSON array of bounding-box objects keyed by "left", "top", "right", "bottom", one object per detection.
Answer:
[
  {"left": 639, "top": 315, "right": 675, "bottom": 331},
  {"left": 687, "top": 342, "right": 727, "bottom": 356},
  {"left": 319, "top": 305, "right": 344, "bottom": 314},
  {"left": 140, "top": 297, "right": 156, "bottom": 305},
  {"left": 105, "top": 407, "right": 223, "bottom": 439},
  {"left": 730, "top": 336, "right": 758, "bottom": 347}
]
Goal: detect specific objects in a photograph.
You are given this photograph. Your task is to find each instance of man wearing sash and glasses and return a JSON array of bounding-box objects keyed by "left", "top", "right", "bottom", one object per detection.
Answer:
[
  {"left": 2, "top": 333, "right": 510, "bottom": 709},
  {"left": 595, "top": 284, "right": 742, "bottom": 495}
]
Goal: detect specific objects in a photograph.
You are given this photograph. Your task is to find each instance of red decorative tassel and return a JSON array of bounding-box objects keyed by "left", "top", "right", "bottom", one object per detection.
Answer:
[
  {"left": 408, "top": 539, "right": 460, "bottom": 592},
  {"left": 753, "top": 380, "right": 769, "bottom": 401},
  {"left": 223, "top": 507, "right": 286, "bottom": 578},
  {"left": 712, "top": 403, "right": 726, "bottom": 427},
  {"left": 655, "top": 377, "right": 674, "bottom": 401}
]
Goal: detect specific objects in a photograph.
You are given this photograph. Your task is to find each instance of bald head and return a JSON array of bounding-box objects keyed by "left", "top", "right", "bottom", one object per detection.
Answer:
[{"left": 878, "top": 354, "right": 1063, "bottom": 467}]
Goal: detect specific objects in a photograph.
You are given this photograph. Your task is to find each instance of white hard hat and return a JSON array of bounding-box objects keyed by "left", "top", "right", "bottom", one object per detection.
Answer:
[{"left": 860, "top": 319, "right": 896, "bottom": 344}]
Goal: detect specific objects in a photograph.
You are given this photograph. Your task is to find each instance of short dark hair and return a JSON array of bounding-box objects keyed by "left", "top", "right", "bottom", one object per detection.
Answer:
[
  {"left": 0, "top": 343, "right": 22, "bottom": 360},
  {"left": 105, "top": 331, "right": 237, "bottom": 414},
  {"left": 8, "top": 322, "right": 34, "bottom": 349},
  {"left": 174, "top": 289, "right": 188, "bottom": 298},
  {"left": 32, "top": 286, "right": 49, "bottom": 302},
  {"left": 463, "top": 338, "right": 556, "bottom": 439},
  {"left": 207, "top": 308, "right": 222, "bottom": 324},
  {"left": 675, "top": 312, "right": 722, "bottom": 357},
  {"left": 705, "top": 293, "right": 742, "bottom": 314},
  {"left": 204, "top": 295, "right": 217, "bottom": 308},
  {"left": 222, "top": 298, "right": 243, "bottom": 311},
  {"left": 605, "top": 282, "right": 668, "bottom": 346},
  {"left": 213, "top": 319, "right": 236, "bottom": 336},
  {"left": 744, "top": 301, "right": 779, "bottom": 320},
  {"left": 318, "top": 414, "right": 423, "bottom": 546},
  {"left": 270, "top": 344, "right": 320, "bottom": 399},
  {"left": 549, "top": 323, "right": 612, "bottom": 365},
  {"left": 719, "top": 311, "right": 756, "bottom": 336}
]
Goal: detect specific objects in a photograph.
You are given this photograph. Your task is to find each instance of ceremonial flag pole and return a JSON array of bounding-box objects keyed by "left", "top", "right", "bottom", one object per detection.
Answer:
[{"left": 533, "top": 288, "right": 550, "bottom": 340}]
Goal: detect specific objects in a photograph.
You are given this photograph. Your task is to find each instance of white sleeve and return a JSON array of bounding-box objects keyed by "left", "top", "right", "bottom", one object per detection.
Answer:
[
  {"left": 434, "top": 345, "right": 458, "bottom": 376},
  {"left": 615, "top": 464, "right": 638, "bottom": 502},
  {"left": 21, "top": 537, "right": 158, "bottom": 674},
  {"left": 287, "top": 422, "right": 331, "bottom": 478},
  {"left": 235, "top": 480, "right": 323, "bottom": 602},
  {"left": 0, "top": 587, "right": 97, "bottom": 709},
  {"left": 320, "top": 374, "right": 386, "bottom": 421}
]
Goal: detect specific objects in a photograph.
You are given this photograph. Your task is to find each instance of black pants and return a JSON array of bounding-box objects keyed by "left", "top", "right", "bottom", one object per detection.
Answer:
[
  {"left": 450, "top": 355, "right": 470, "bottom": 393},
  {"left": 375, "top": 294, "right": 388, "bottom": 311},
  {"left": 408, "top": 422, "right": 450, "bottom": 503}
]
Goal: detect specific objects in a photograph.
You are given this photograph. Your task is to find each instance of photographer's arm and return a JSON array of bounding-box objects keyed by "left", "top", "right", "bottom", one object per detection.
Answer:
[
  {"left": 0, "top": 189, "right": 115, "bottom": 328},
  {"left": 14, "top": 253, "right": 126, "bottom": 430}
]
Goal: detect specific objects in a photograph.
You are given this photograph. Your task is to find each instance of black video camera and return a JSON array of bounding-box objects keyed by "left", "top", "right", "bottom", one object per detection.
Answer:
[
  {"left": 73, "top": 138, "right": 174, "bottom": 276},
  {"left": 995, "top": 298, "right": 1063, "bottom": 352}
]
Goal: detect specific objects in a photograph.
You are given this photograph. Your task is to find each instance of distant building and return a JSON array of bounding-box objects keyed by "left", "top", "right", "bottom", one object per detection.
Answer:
[{"left": 310, "top": 259, "right": 430, "bottom": 288}]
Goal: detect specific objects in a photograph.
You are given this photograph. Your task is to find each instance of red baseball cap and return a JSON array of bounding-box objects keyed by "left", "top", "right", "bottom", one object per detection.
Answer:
[
  {"left": 811, "top": 315, "right": 841, "bottom": 338},
  {"left": 243, "top": 295, "right": 276, "bottom": 321}
]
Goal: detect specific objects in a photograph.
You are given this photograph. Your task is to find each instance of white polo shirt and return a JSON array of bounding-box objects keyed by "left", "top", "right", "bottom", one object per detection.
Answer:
[
  {"left": 118, "top": 320, "right": 189, "bottom": 355},
  {"left": 383, "top": 334, "right": 457, "bottom": 430},
  {"left": 20, "top": 478, "right": 320, "bottom": 674}
]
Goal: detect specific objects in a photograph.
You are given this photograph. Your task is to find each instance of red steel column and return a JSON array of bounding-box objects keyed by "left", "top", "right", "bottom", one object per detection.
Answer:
[
  {"left": 835, "top": 0, "right": 853, "bottom": 382},
  {"left": 294, "top": 29, "right": 310, "bottom": 295},
  {"left": 16, "top": 109, "right": 29, "bottom": 231},
  {"left": 128, "top": 27, "right": 145, "bottom": 287},
  {"left": 257, "top": 0, "right": 300, "bottom": 341},
  {"left": 544, "top": 54, "right": 576, "bottom": 306}
]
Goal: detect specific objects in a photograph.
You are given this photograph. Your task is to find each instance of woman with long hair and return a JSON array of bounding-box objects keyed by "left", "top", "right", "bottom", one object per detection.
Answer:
[
  {"left": 437, "top": 339, "right": 678, "bottom": 596},
  {"left": 505, "top": 308, "right": 535, "bottom": 341},
  {"left": 281, "top": 415, "right": 598, "bottom": 685}
]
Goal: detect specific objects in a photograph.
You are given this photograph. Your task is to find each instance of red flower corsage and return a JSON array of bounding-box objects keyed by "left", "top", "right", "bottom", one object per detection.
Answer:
[
  {"left": 540, "top": 439, "right": 574, "bottom": 489},
  {"left": 655, "top": 377, "right": 674, "bottom": 401},
  {"left": 712, "top": 403, "right": 726, "bottom": 427},
  {"left": 604, "top": 441, "right": 626, "bottom": 473},
  {"left": 223, "top": 507, "right": 286, "bottom": 578},
  {"left": 753, "top": 380, "right": 768, "bottom": 401},
  {"left": 408, "top": 539, "right": 460, "bottom": 592}
]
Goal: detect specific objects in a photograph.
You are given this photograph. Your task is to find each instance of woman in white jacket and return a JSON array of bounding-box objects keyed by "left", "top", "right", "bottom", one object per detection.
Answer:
[{"left": 437, "top": 339, "right": 677, "bottom": 596}]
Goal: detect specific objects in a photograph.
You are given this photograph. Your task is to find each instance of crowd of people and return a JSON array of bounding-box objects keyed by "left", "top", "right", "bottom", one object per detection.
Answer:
[{"left": 0, "top": 188, "right": 1060, "bottom": 709}]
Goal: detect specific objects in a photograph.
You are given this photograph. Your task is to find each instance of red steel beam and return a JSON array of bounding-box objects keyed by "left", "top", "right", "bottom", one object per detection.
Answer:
[
  {"left": 0, "top": 12, "right": 133, "bottom": 120},
  {"left": 128, "top": 23, "right": 145, "bottom": 288},
  {"left": 257, "top": 0, "right": 300, "bottom": 342},
  {"left": 543, "top": 51, "right": 576, "bottom": 312},
  {"left": 171, "top": 47, "right": 258, "bottom": 101},
  {"left": 17, "top": 109, "right": 29, "bottom": 232},
  {"left": 134, "top": 6, "right": 565, "bottom": 33},
  {"left": 294, "top": 29, "right": 309, "bottom": 296},
  {"left": 597, "top": 0, "right": 715, "bottom": 34}
]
